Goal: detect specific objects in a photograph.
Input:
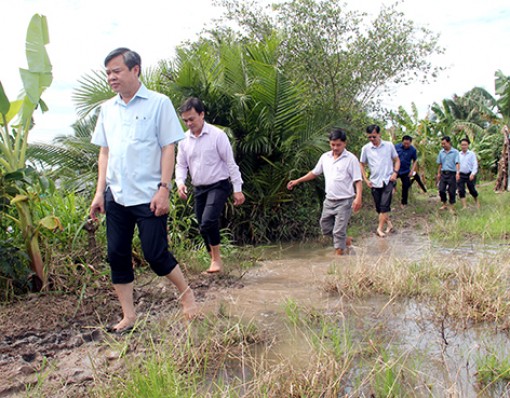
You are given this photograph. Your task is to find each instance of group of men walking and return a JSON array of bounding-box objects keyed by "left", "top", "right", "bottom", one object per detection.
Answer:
[
  {"left": 288, "top": 125, "right": 480, "bottom": 255},
  {"left": 88, "top": 47, "right": 480, "bottom": 330}
]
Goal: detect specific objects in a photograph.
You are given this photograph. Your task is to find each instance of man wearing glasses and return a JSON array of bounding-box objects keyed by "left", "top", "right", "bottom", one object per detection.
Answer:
[{"left": 360, "top": 125, "right": 400, "bottom": 238}]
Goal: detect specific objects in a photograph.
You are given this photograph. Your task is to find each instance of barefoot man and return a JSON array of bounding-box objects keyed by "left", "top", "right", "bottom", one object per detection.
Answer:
[
  {"left": 287, "top": 128, "right": 362, "bottom": 255},
  {"left": 360, "top": 124, "right": 400, "bottom": 237},
  {"left": 176, "top": 97, "right": 245, "bottom": 273},
  {"left": 89, "top": 48, "right": 197, "bottom": 332}
]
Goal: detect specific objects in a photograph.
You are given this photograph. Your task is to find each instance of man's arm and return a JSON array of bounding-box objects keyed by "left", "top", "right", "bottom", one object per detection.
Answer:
[
  {"left": 360, "top": 162, "right": 372, "bottom": 188},
  {"left": 390, "top": 156, "right": 400, "bottom": 182},
  {"left": 175, "top": 141, "right": 189, "bottom": 200},
  {"left": 410, "top": 150, "right": 418, "bottom": 176},
  {"left": 287, "top": 171, "right": 317, "bottom": 190},
  {"left": 89, "top": 146, "right": 109, "bottom": 221},
  {"left": 150, "top": 144, "right": 174, "bottom": 216},
  {"left": 352, "top": 180, "right": 362, "bottom": 212}
]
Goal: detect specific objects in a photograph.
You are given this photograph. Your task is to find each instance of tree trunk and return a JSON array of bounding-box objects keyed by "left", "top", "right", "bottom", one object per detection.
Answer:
[{"left": 495, "top": 125, "right": 510, "bottom": 192}]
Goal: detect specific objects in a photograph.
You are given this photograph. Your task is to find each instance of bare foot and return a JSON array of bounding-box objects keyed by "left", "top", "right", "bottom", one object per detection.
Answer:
[
  {"left": 385, "top": 220, "right": 393, "bottom": 234},
  {"left": 180, "top": 287, "right": 198, "bottom": 319},
  {"left": 439, "top": 204, "right": 448, "bottom": 210},
  {"left": 204, "top": 260, "right": 222, "bottom": 274},
  {"left": 335, "top": 248, "right": 344, "bottom": 256},
  {"left": 112, "top": 316, "right": 136, "bottom": 332},
  {"left": 376, "top": 228, "right": 386, "bottom": 238},
  {"left": 346, "top": 236, "right": 353, "bottom": 247}
]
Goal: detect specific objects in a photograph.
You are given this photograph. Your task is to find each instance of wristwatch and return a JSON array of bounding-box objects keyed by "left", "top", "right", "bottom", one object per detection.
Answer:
[{"left": 157, "top": 182, "right": 170, "bottom": 190}]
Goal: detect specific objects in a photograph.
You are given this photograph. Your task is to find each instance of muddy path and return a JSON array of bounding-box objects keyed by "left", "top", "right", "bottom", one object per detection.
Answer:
[
  {"left": 1, "top": 218, "right": 508, "bottom": 397},
  {"left": 0, "top": 272, "right": 241, "bottom": 397}
]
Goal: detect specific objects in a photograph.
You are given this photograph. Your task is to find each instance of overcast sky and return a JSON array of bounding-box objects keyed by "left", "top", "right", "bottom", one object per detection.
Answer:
[{"left": 1, "top": 0, "right": 509, "bottom": 143}]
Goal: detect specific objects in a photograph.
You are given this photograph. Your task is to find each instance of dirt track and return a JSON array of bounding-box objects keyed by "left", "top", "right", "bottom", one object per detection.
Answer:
[{"left": 0, "top": 272, "right": 241, "bottom": 397}]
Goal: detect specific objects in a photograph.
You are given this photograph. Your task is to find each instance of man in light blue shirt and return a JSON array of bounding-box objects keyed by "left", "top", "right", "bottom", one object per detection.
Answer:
[
  {"left": 360, "top": 125, "right": 400, "bottom": 238},
  {"left": 436, "top": 136, "right": 460, "bottom": 211},
  {"left": 89, "top": 48, "right": 197, "bottom": 332},
  {"left": 458, "top": 137, "right": 479, "bottom": 208}
]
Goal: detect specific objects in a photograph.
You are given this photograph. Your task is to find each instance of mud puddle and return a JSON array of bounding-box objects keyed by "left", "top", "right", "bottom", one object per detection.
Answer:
[{"left": 203, "top": 230, "right": 510, "bottom": 396}]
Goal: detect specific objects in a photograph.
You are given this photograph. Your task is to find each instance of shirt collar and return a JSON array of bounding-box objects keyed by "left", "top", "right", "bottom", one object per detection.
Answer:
[
  {"left": 114, "top": 83, "right": 148, "bottom": 105},
  {"left": 189, "top": 121, "right": 211, "bottom": 139},
  {"left": 370, "top": 140, "right": 385, "bottom": 149}
]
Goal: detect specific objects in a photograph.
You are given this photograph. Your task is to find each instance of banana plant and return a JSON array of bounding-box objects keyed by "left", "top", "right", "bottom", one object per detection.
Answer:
[{"left": 0, "top": 14, "right": 61, "bottom": 291}]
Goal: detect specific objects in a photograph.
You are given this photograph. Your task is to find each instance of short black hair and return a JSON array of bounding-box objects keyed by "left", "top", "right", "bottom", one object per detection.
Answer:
[
  {"left": 402, "top": 135, "right": 413, "bottom": 142},
  {"left": 441, "top": 136, "right": 451, "bottom": 143},
  {"left": 366, "top": 124, "right": 380, "bottom": 134},
  {"left": 179, "top": 97, "right": 205, "bottom": 114},
  {"left": 460, "top": 137, "right": 470, "bottom": 144},
  {"left": 328, "top": 128, "right": 347, "bottom": 142},
  {"left": 104, "top": 48, "right": 141, "bottom": 76}
]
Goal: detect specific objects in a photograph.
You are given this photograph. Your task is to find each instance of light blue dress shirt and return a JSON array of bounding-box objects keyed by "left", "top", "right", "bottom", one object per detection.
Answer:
[
  {"left": 92, "top": 84, "right": 184, "bottom": 206},
  {"left": 436, "top": 148, "right": 460, "bottom": 172}
]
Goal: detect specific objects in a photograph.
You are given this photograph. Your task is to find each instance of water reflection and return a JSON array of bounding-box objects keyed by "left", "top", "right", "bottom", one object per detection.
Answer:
[{"left": 203, "top": 231, "right": 510, "bottom": 396}]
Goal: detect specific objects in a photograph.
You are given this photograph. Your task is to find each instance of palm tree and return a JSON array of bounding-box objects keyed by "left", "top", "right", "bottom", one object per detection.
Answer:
[
  {"left": 27, "top": 114, "right": 99, "bottom": 192},
  {"left": 159, "top": 33, "right": 329, "bottom": 242}
]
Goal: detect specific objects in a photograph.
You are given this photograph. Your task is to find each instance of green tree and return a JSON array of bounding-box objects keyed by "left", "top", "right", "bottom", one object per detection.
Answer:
[{"left": 217, "top": 0, "right": 444, "bottom": 124}]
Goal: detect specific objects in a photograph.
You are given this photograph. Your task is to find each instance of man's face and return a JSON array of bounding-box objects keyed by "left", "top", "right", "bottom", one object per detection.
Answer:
[
  {"left": 460, "top": 141, "right": 469, "bottom": 152},
  {"left": 402, "top": 139, "right": 412, "bottom": 149},
  {"left": 441, "top": 140, "right": 451, "bottom": 150},
  {"left": 329, "top": 139, "right": 346, "bottom": 156},
  {"left": 105, "top": 55, "right": 140, "bottom": 95},
  {"left": 181, "top": 108, "right": 205, "bottom": 135},
  {"left": 366, "top": 130, "right": 381, "bottom": 145}
]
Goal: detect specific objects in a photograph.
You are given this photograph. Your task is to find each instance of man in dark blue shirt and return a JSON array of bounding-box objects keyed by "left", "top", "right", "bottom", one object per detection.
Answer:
[{"left": 394, "top": 135, "right": 418, "bottom": 207}]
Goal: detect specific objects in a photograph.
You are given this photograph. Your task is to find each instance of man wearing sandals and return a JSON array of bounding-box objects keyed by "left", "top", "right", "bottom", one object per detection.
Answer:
[
  {"left": 360, "top": 124, "right": 400, "bottom": 238},
  {"left": 89, "top": 48, "right": 197, "bottom": 333}
]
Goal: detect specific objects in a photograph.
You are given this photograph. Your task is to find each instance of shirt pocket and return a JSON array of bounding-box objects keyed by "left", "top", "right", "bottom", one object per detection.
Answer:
[{"left": 128, "top": 116, "right": 155, "bottom": 142}]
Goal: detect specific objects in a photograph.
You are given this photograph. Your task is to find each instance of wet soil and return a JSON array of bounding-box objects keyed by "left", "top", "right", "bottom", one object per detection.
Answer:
[{"left": 0, "top": 272, "right": 241, "bottom": 397}]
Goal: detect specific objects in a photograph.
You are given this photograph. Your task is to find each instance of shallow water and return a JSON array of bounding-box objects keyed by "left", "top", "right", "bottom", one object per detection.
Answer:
[{"left": 203, "top": 229, "right": 510, "bottom": 396}]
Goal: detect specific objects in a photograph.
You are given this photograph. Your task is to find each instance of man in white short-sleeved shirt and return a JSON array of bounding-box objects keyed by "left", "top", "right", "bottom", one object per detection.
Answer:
[
  {"left": 287, "top": 128, "right": 362, "bottom": 255},
  {"left": 360, "top": 124, "right": 400, "bottom": 238}
]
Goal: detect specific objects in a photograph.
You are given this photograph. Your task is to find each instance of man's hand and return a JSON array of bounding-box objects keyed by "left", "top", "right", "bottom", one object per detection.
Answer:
[
  {"left": 233, "top": 192, "right": 245, "bottom": 206},
  {"left": 150, "top": 189, "right": 170, "bottom": 217},
  {"left": 177, "top": 184, "right": 188, "bottom": 200},
  {"left": 352, "top": 197, "right": 362, "bottom": 213},
  {"left": 89, "top": 193, "right": 105, "bottom": 221},
  {"left": 287, "top": 180, "right": 298, "bottom": 190}
]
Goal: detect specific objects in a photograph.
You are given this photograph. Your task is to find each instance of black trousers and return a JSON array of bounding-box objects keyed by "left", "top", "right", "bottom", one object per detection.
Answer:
[
  {"left": 194, "top": 179, "right": 231, "bottom": 251},
  {"left": 397, "top": 174, "right": 412, "bottom": 205},
  {"left": 458, "top": 173, "right": 478, "bottom": 199},
  {"left": 371, "top": 181, "right": 394, "bottom": 213},
  {"left": 410, "top": 173, "right": 427, "bottom": 193},
  {"left": 438, "top": 171, "right": 457, "bottom": 204},
  {"left": 105, "top": 188, "right": 178, "bottom": 284}
]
